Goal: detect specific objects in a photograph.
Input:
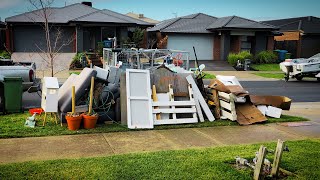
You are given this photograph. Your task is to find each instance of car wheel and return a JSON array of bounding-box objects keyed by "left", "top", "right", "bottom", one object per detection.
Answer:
[{"left": 296, "top": 76, "right": 303, "bottom": 81}]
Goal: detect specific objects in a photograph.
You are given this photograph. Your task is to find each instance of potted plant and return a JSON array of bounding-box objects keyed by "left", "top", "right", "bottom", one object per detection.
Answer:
[
  {"left": 83, "top": 77, "right": 98, "bottom": 129},
  {"left": 65, "top": 86, "right": 82, "bottom": 130}
]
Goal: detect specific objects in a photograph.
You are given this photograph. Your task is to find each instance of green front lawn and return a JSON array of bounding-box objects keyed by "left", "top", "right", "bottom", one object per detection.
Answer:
[
  {"left": 0, "top": 112, "right": 309, "bottom": 139},
  {"left": 0, "top": 139, "right": 319, "bottom": 179},
  {"left": 251, "top": 64, "right": 281, "bottom": 71},
  {"left": 252, "top": 72, "right": 284, "bottom": 79}
]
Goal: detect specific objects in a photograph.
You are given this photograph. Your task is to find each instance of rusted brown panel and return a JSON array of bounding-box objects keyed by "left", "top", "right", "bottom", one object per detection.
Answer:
[
  {"left": 150, "top": 67, "right": 175, "bottom": 93},
  {"left": 275, "top": 31, "right": 300, "bottom": 41}
]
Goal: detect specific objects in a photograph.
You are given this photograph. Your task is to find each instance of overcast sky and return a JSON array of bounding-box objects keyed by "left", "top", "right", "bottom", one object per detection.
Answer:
[{"left": 0, "top": 0, "right": 319, "bottom": 22}]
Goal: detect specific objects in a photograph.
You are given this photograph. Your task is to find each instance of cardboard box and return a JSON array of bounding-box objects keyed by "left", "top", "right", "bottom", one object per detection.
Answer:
[
  {"left": 250, "top": 95, "right": 292, "bottom": 110},
  {"left": 236, "top": 102, "right": 267, "bottom": 125}
]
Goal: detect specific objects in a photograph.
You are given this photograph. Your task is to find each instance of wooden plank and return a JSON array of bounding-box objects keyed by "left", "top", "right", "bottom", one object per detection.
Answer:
[
  {"left": 154, "top": 118, "right": 198, "bottom": 125},
  {"left": 169, "top": 84, "right": 177, "bottom": 120},
  {"left": 212, "top": 89, "right": 221, "bottom": 119},
  {"left": 218, "top": 91, "right": 231, "bottom": 101},
  {"left": 220, "top": 100, "right": 232, "bottom": 111},
  {"left": 254, "top": 145, "right": 267, "bottom": 180},
  {"left": 188, "top": 84, "right": 199, "bottom": 121},
  {"left": 126, "top": 69, "right": 153, "bottom": 129},
  {"left": 120, "top": 72, "right": 127, "bottom": 125},
  {"left": 152, "top": 101, "right": 196, "bottom": 106},
  {"left": 194, "top": 96, "right": 204, "bottom": 122},
  {"left": 152, "top": 85, "right": 161, "bottom": 120},
  {"left": 153, "top": 108, "right": 197, "bottom": 114},
  {"left": 221, "top": 109, "right": 237, "bottom": 121},
  {"left": 128, "top": 96, "right": 150, "bottom": 100},
  {"left": 186, "top": 75, "right": 215, "bottom": 121},
  {"left": 271, "top": 139, "right": 285, "bottom": 177}
]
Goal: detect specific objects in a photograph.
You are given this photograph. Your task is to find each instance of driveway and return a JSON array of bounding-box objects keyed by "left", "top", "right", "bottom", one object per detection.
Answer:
[{"left": 190, "top": 60, "right": 235, "bottom": 71}]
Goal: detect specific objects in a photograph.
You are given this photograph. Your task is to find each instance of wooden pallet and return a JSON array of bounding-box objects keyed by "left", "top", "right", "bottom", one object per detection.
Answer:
[
  {"left": 218, "top": 91, "right": 237, "bottom": 121},
  {"left": 152, "top": 84, "right": 198, "bottom": 125}
]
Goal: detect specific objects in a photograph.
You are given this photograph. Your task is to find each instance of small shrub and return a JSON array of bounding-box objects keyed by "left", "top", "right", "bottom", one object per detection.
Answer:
[
  {"left": 255, "top": 51, "right": 278, "bottom": 64},
  {"left": 0, "top": 51, "right": 11, "bottom": 59},
  {"left": 69, "top": 52, "right": 85, "bottom": 69},
  {"left": 227, "top": 53, "right": 239, "bottom": 66},
  {"left": 238, "top": 51, "right": 253, "bottom": 61},
  {"left": 227, "top": 51, "right": 253, "bottom": 66}
]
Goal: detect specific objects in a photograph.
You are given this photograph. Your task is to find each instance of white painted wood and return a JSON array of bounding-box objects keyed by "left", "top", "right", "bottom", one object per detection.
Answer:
[
  {"left": 42, "top": 77, "right": 59, "bottom": 113},
  {"left": 218, "top": 91, "right": 231, "bottom": 101},
  {"left": 186, "top": 75, "right": 215, "bottom": 121},
  {"left": 154, "top": 118, "right": 198, "bottom": 125},
  {"left": 126, "top": 69, "right": 153, "bottom": 129},
  {"left": 168, "top": 85, "right": 177, "bottom": 120},
  {"left": 188, "top": 84, "right": 198, "bottom": 121},
  {"left": 218, "top": 92, "right": 237, "bottom": 121},
  {"left": 221, "top": 109, "right": 237, "bottom": 121},
  {"left": 157, "top": 93, "right": 170, "bottom": 120},
  {"left": 194, "top": 95, "right": 204, "bottom": 122},
  {"left": 152, "top": 101, "right": 196, "bottom": 106},
  {"left": 219, "top": 100, "right": 232, "bottom": 110},
  {"left": 153, "top": 108, "right": 197, "bottom": 114}
]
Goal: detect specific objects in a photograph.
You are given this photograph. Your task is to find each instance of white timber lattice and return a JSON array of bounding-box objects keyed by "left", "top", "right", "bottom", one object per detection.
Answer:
[
  {"left": 218, "top": 91, "right": 237, "bottom": 121},
  {"left": 152, "top": 84, "right": 198, "bottom": 125}
]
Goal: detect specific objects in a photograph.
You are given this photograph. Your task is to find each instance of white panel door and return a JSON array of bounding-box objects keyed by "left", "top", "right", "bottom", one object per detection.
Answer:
[
  {"left": 126, "top": 69, "right": 153, "bottom": 129},
  {"left": 167, "top": 34, "right": 214, "bottom": 60}
]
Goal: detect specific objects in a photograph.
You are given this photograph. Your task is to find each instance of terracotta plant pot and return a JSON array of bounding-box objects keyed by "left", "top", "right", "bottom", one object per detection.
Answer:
[
  {"left": 82, "top": 114, "right": 98, "bottom": 129},
  {"left": 65, "top": 114, "right": 82, "bottom": 130}
]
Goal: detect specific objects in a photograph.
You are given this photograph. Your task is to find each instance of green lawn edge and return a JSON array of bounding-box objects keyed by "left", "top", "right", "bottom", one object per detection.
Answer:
[
  {"left": 0, "top": 139, "right": 319, "bottom": 179},
  {"left": 251, "top": 64, "right": 281, "bottom": 71},
  {"left": 0, "top": 113, "right": 309, "bottom": 139},
  {"left": 252, "top": 72, "right": 284, "bottom": 79}
]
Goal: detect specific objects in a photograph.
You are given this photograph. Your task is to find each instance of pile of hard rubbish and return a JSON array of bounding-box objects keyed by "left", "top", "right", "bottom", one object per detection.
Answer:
[{"left": 54, "top": 65, "right": 291, "bottom": 129}]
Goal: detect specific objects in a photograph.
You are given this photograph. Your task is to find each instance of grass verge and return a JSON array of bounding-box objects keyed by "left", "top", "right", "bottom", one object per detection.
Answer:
[
  {"left": 0, "top": 139, "right": 319, "bottom": 179},
  {"left": 0, "top": 113, "right": 308, "bottom": 139},
  {"left": 252, "top": 72, "right": 284, "bottom": 79},
  {"left": 203, "top": 73, "right": 216, "bottom": 79},
  {"left": 69, "top": 71, "right": 81, "bottom": 75},
  {"left": 251, "top": 64, "right": 280, "bottom": 71}
]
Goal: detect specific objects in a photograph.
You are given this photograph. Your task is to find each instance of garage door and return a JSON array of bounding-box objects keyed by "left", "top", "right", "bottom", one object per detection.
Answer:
[
  {"left": 13, "top": 25, "right": 74, "bottom": 52},
  {"left": 167, "top": 34, "right": 214, "bottom": 60}
]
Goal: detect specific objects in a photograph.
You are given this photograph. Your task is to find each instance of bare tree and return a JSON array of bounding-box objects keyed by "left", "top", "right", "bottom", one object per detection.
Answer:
[{"left": 27, "top": 0, "right": 74, "bottom": 77}]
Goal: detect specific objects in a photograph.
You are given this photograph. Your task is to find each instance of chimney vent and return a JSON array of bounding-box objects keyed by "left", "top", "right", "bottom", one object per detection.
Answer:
[{"left": 81, "top": 2, "right": 92, "bottom": 7}]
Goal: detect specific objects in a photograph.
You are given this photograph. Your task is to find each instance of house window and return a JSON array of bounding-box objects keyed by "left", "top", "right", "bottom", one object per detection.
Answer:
[
  {"left": 240, "top": 36, "right": 252, "bottom": 52},
  {"left": 101, "top": 27, "right": 116, "bottom": 41}
]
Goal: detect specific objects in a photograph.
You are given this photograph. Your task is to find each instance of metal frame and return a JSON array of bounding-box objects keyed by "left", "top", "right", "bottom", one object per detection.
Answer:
[{"left": 103, "top": 48, "right": 190, "bottom": 70}]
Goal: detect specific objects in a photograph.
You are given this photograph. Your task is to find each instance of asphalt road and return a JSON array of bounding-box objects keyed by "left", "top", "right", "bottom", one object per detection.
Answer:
[
  {"left": 204, "top": 79, "right": 320, "bottom": 103},
  {"left": 240, "top": 80, "right": 320, "bottom": 102}
]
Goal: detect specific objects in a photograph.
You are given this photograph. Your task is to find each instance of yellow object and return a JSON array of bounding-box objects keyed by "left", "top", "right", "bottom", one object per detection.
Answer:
[
  {"left": 152, "top": 85, "right": 161, "bottom": 120},
  {"left": 208, "top": 100, "right": 215, "bottom": 106},
  {"left": 72, "top": 86, "right": 75, "bottom": 114},
  {"left": 88, "top": 77, "right": 94, "bottom": 115}
]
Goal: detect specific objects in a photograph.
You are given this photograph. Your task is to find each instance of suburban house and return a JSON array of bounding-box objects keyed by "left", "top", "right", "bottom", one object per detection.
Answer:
[
  {"left": 148, "top": 13, "right": 278, "bottom": 60},
  {"left": 5, "top": 2, "right": 153, "bottom": 53},
  {"left": 126, "top": 12, "right": 159, "bottom": 24},
  {"left": 263, "top": 16, "right": 320, "bottom": 58},
  {"left": 0, "top": 21, "right": 5, "bottom": 51}
]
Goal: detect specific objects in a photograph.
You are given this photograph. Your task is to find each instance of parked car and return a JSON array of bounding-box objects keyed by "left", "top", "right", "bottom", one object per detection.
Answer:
[{"left": 0, "top": 56, "right": 37, "bottom": 91}]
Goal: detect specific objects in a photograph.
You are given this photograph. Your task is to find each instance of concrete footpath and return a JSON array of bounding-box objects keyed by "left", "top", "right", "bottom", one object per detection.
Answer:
[{"left": 0, "top": 102, "right": 319, "bottom": 164}]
